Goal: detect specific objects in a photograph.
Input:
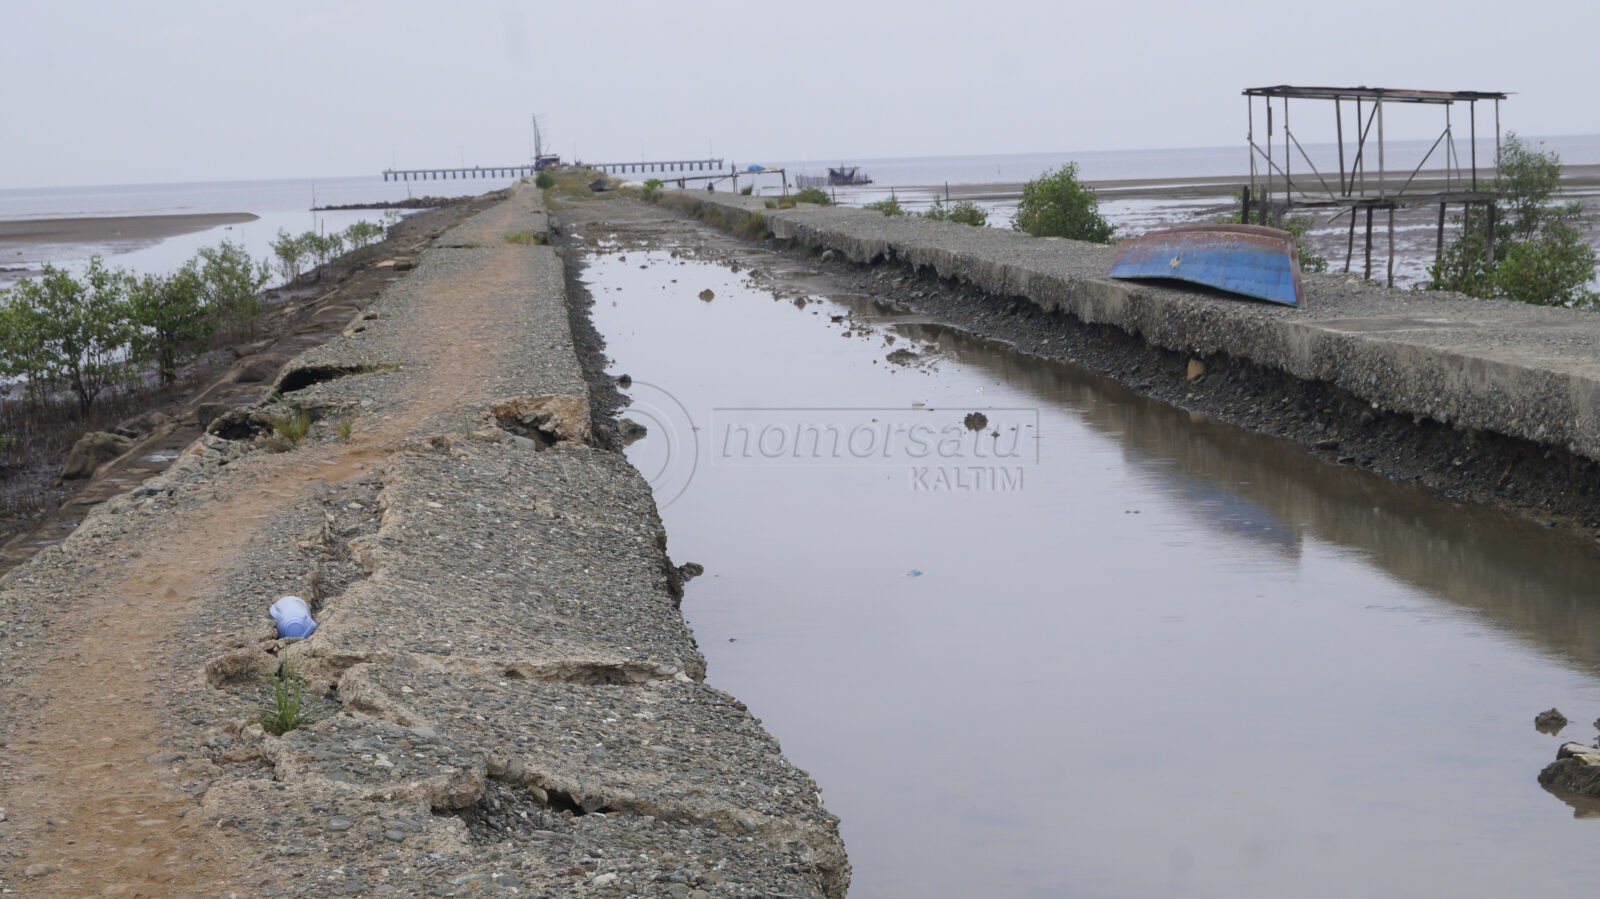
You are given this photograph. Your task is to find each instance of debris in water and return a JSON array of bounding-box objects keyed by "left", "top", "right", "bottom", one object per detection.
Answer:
[
  {"left": 964, "top": 412, "right": 989, "bottom": 431},
  {"left": 905, "top": 569, "right": 923, "bottom": 578},
  {"left": 1537, "top": 708, "right": 1569, "bottom": 735},
  {"left": 617, "top": 418, "right": 648, "bottom": 446},
  {"left": 699, "top": 289, "right": 715, "bottom": 302}
]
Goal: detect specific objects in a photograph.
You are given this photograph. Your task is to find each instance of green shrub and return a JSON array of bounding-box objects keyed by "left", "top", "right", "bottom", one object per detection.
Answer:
[
  {"left": 863, "top": 192, "right": 906, "bottom": 216},
  {"left": 197, "top": 240, "right": 269, "bottom": 338},
  {"left": 307, "top": 231, "right": 345, "bottom": 274},
  {"left": 1427, "top": 133, "right": 1597, "bottom": 308},
  {"left": 1013, "top": 162, "right": 1114, "bottom": 243},
  {"left": 793, "top": 187, "right": 833, "bottom": 206},
  {"left": 642, "top": 178, "right": 664, "bottom": 202},
  {"left": 1281, "top": 215, "right": 1329, "bottom": 273},
  {"left": 343, "top": 220, "right": 385, "bottom": 249},
  {"left": 270, "top": 229, "right": 312, "bottom": 282},
  {"left": 130, "top": 263, "right": 215, "bottom": 386},
  {"left": 0, "top": 258, "right": 137, "bottom": 413},
  {"left": 534, "top": 170, "right": 555, "bottom": 189},
  {"left": 924, "top": 198, "right": 989, "bottom": 227}
]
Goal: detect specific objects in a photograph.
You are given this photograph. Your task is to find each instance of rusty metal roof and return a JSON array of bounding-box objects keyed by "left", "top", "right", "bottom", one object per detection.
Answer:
[{"left": 1243, "top": 85, "right": 1509, "bottom": 103}]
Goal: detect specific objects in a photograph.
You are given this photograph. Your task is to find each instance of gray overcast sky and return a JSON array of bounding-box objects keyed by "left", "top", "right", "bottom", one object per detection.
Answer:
[{"left": 5, "top": 0, "right": 1597, "bottom": 188}]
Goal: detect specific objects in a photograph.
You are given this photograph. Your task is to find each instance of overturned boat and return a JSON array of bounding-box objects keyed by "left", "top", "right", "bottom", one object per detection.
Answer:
[{"left": 1109, "top": 224, "right": 1303, "bottom": 307}]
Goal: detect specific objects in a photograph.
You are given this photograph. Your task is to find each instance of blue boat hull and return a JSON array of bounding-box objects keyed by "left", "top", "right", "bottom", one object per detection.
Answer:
[{"left": 1109, "top": 224, "right": 1304, "bottom": 307}]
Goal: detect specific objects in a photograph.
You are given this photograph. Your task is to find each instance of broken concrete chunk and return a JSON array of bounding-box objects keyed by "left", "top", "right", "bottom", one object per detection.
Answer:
[
  {"left": 60, "top": 431, "right": 134, "bottom": 480},
  {"left": 491, "top": 395, "right": 591, "bottom": 445},
  {"left": 231, "top": 352, "right": 291, "bottom": 384}
]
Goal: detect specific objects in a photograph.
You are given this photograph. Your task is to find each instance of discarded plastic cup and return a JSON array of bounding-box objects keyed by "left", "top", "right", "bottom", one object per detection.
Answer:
[{"left": 270, "top": 595, "right": 317, "bottom": 639}]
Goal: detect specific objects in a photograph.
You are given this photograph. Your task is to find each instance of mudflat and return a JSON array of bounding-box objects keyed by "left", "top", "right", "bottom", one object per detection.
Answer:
[{"left": 0, "top": 211, "right": 259, "bottom": 244}]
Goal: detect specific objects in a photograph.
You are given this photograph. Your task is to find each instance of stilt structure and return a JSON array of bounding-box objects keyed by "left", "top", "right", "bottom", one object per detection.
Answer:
[{"left": 1243, "top": 85, "right": 1508, "bottom": 286}]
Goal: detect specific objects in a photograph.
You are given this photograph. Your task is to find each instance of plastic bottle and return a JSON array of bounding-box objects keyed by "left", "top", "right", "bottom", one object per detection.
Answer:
[{"left": 270, "top": 595, "right": 317, "bottom": 639}]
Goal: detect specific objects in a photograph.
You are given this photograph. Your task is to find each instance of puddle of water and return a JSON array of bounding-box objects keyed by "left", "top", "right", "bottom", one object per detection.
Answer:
[{"left": 585, "top": 246, "right": 1600, "bottom": 898}]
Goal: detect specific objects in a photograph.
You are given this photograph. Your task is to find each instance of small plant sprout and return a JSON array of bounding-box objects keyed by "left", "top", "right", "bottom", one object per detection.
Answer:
[
  {"left": 272, "top": 408, "right": 313, "bottom": 444},
  {"left": 863, "top": 192, "right": 906, "bottom": 216},
  {"left": 260, "top": 664, "right": 317, "bottom": 735}
]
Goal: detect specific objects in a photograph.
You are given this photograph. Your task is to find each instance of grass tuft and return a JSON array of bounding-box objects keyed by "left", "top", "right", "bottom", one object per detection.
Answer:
[
  {"left": 272, "top": 408, "right": 312, "bottom": 444},
  {"left": 792, "top": 187, "right": 833, "bottom": 206},
  {"left": 260, "top": 665, "right": 317, "bottom": 735}
]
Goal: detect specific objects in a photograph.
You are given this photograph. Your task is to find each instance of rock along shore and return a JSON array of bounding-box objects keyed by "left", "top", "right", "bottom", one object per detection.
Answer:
[
  {"left": 0, "top": 183, "right": 847, "bottom": 898},
  {"left": 664, "top": 191, "right": 1600, "bottom": 534}
]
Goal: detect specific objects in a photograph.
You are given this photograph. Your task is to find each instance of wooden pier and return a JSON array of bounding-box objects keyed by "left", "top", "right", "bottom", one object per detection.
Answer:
[
  {"left": 382, "top": 158, "right": 726, "bottom": 182},
  {"left": 383, "top": 165, "right": 541, "bottom": 182},
  {"left": 585, "top": 158, "right": 725, "bottom": 175}
]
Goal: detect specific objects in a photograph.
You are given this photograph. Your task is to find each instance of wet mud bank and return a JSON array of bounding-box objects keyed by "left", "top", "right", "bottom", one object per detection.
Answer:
[
  {"left": 665, "top": 192, "right": 1600, "bottom": 541},
  {"left": 0, "top": 184, "right": 846, "bottom": 897}
]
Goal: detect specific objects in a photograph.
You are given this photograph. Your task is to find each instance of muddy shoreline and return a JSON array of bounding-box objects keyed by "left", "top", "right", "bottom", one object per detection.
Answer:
[{"left": 0, "top": 211, "right": 260, "bottom": 243}]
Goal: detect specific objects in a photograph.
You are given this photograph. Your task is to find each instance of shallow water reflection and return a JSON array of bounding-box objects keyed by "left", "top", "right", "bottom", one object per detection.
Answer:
[{"left": 585, "top": 244, "right": 1600, "bottom": 898}]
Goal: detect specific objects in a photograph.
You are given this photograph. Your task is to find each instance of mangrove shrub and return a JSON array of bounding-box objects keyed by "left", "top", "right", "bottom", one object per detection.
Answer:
[
  {"left": 1013, "top": 163, "right": 1114, "bottom": 243},
  {"left": 924, "top": 198, "right": 988, "bottom": 227},
  {"left": 1427, "top": 133, "right": 1597, "bottom": 309},
  {"left": 1, "top": 258, "right": 137, "bottom": 413},
  {"left": 131, "top": 263, "right": 214, "bottom": 386}
]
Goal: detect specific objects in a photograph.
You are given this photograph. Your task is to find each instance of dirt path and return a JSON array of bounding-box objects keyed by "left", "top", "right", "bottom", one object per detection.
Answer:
[{"left": 1, "top": 201, "right": 530, "bottom": 897}]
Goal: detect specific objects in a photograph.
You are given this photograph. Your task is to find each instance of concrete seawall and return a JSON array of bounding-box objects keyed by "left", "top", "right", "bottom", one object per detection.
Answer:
[
  {"left": 666, "top": 192, "right": 1600, "bottom": 466},
  {"left": 0, "top": 184, "right": 847, "bottom": 897}
]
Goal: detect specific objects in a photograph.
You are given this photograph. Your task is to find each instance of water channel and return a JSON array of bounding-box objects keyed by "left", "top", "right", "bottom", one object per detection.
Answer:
[{"left": 581, "top": 230, "right": 1600, "bottom": 898}]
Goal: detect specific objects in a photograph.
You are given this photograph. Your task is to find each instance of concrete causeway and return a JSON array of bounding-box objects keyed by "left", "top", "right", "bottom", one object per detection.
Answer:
[
  {"left": 670, "top": 192, "right": 1600, "bottom": 465},
  {"left": 0, "top": 184, "right": 848, "bottom": 897}
]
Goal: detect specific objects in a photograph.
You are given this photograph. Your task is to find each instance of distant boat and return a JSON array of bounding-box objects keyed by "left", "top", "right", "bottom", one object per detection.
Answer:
[{"left": 1109, "top": 224, "right": 1304, "bottom": 307}]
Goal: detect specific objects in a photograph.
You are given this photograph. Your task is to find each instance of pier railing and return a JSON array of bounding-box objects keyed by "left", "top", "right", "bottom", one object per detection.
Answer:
[{"left": 382, "top": 158, "right": 727, "bottom": 182}]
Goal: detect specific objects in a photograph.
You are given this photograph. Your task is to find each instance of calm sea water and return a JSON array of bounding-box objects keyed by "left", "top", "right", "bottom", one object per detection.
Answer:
[
  {"left": 0, "top": 175, "right": 515, "bottom": 288},
  {"left": 770, "top": 134, "right": 1600, "bottom": 188},
  {"left": 4, "top": 136, "right": 1598, "bottom": 288}
]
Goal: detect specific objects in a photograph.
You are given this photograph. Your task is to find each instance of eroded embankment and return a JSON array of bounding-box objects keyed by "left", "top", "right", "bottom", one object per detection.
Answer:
[
  {"left": 665, "top": 192, "right": 1600, "bottom": 538},
  {"left": 0, "top": 184, "right": 847, "bottom": 898}
]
